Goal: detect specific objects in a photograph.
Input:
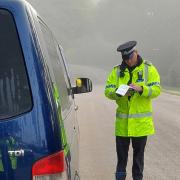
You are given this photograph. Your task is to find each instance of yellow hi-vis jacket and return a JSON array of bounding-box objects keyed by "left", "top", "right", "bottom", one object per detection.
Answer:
[{"left": 104, "top": 60, "right": 161, "bottom": 137}]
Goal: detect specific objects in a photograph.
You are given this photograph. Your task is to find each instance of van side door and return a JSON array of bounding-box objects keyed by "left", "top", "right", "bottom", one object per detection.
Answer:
[{"left": 37, "top": 19, "right": 79, "bottom": 179}]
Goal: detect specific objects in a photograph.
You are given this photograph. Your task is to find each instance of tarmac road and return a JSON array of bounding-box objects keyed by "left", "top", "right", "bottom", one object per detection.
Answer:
[{"left": 75, "top": 85, "right": 180, "bottom": 180}]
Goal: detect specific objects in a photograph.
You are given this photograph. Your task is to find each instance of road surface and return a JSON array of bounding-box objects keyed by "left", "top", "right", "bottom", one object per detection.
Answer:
[{"left": 75, "top": 85, "right": 180, "bottom": 180}]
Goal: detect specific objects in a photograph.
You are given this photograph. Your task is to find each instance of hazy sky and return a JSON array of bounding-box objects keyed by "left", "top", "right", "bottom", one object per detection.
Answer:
[
  {"left": 27, "top": 0, "right": 180, "bottom": 87},
  {"left": 91, "top": 0, "right": 102, "bottom": 5}
]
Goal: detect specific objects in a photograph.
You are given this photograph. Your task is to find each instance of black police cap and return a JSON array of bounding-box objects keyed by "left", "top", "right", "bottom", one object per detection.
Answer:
[{"left": 117, "top": 41, "right": 137, "bottom": 60}]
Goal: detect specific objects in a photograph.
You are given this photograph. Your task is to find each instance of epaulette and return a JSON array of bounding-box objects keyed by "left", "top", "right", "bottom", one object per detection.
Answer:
[
  {"left": 144, "top": 60, "right": 152, "bottom": 66},
  {"left": 113, "top": 64, "right": 121, "bottom": 69}
]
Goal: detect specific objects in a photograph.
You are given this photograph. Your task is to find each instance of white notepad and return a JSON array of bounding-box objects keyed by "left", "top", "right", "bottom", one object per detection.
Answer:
[{"left": 116, "top": 84, "right": 133, "bottom": 96}]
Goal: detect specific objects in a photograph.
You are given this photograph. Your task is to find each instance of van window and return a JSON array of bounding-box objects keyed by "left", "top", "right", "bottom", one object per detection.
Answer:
[
  {"left": 38, "top": 20, "right": 71, "bottom": 112},
  {"left": 56, "top": 46, "right": 72, "bottom": 91},
  {"left": 0, "top": 10, "right": 32, "bottom": 120}
]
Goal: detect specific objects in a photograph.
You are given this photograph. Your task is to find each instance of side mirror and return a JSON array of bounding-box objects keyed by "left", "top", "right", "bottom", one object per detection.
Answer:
[{"left": 72, "top": 78, "right": 92, "bottom": 94}]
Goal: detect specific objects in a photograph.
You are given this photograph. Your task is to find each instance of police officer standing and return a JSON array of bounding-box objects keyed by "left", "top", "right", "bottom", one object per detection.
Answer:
[{"left": 104, "top": 41, "right": 161, "bottom": 180}]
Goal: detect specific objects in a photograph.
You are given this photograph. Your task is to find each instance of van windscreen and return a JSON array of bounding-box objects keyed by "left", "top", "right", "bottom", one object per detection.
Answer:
[{"left": 0, "top": 9, "right": 32, "bottom": 120}]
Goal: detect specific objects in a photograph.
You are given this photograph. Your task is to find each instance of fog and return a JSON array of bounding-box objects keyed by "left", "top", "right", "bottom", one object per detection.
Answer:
[{"left": 27, "top": 0, "right": 180, "bottom": 89}]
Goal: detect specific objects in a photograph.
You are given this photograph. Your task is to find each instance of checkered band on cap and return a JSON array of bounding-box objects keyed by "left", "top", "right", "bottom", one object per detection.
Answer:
[{"left": 122, "top": 47, "right": 136, "bottom": 55}]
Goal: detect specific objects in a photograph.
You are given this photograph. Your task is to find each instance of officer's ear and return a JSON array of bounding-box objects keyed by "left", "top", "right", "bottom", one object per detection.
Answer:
[
  {"left": 133, "top": 50, "right": 138, "bottom": 59},
  {"left": 134, "top": 49, "right": 138, "bottom": 54}
]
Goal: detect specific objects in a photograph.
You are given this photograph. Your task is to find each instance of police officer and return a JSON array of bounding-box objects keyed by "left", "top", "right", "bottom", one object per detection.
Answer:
[{"left": 104, "top": 41, "right": 161, "bottom": 180}]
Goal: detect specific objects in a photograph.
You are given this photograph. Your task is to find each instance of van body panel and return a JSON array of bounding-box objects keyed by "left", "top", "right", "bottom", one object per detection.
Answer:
[
  {"left": 0, "top": 0, "right": 87, "bottom": 179},
  {"left": 0, "top": 0, "right": 72, "bottom": 179},
  {"left": 27, "top": 6, "right": 79, "bottom": 178}
]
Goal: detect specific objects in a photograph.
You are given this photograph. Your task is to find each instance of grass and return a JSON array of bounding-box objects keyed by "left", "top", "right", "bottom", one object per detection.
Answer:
[{"left": 162, "top": 86, "right": 180, "bottom": 96}]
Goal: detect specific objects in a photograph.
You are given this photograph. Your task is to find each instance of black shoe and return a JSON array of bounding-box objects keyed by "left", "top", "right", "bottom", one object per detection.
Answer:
[{"left": 115, "top": 172, "right": 126, "bottom": 180}]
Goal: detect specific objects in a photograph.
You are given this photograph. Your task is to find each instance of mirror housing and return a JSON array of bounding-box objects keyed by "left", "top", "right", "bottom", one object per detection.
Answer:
[{"left": 72, "top": 78, "right": 92, "bottom": 94}]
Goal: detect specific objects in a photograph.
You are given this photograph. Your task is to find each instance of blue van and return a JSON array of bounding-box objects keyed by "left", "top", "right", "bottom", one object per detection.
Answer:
[{"left": 0, "top": 0, "right": 92, "bottom": 179}]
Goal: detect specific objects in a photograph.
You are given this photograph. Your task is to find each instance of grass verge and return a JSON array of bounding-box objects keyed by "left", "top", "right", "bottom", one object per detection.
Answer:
[{"left": 162, "top": 87, "right": 180, "bottom": 96}]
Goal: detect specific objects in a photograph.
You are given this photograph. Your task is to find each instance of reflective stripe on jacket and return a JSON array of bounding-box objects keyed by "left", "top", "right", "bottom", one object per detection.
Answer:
[{"left": 104, "top": 60, "right": 161, "bottom": 137}]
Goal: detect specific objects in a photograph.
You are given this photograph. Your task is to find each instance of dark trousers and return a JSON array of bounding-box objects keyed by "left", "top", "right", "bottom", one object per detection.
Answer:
[{"left": 116, "top": 136, "right": 147, "bottom": 180}]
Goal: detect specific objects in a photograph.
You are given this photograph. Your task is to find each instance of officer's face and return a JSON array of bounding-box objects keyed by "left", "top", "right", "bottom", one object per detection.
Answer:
[{"left": 125, "top": 51, "right": 138, "bottom": 67}]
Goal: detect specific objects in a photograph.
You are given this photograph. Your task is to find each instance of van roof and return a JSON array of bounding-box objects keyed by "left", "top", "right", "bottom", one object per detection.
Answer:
[
  {"left": 0, "top": 0, "right": 27, "bottom": 5},
  {"left": 0, "top": 0, "right": 33, "bottom": 13}
]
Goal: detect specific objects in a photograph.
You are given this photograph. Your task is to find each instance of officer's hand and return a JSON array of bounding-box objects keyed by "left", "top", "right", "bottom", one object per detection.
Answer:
[
  {"left": 125, "top": 92, "right": 132, "bottom": 96},
  {"left": 129, "top": 84, "right": 143, "bottom": 93}
]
